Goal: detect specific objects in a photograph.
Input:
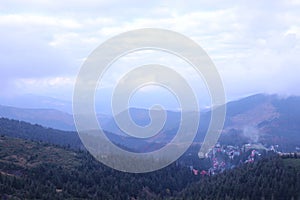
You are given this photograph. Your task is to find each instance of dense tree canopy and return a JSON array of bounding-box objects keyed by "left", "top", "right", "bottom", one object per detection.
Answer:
[{"left": 0, "top": 136, "right": 299, "bottom": 199}]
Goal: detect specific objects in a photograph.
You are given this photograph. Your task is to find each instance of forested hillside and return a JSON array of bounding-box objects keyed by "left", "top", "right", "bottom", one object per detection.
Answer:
[
  {"left": 176, "top": 156, "right": 300, "bottom": 200},
  {"left": 1, "top": 136, "right": 299, "bottom": 200},
  {"left": 0, "top": 117, "right": 82, "bottom": 149},
  {"left": 0, "top": 136, "right": 198, "bottom": 199}
]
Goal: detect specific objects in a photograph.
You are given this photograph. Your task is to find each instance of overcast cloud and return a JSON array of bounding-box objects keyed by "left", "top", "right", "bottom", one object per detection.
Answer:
[{"left": 0, "top": 0, "right": 299, "bottom": 104}]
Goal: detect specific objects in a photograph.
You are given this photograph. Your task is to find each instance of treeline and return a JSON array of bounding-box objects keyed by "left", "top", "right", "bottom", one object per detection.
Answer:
[{"left": 0, "top": 117, "right": 83, "bottom": 149}]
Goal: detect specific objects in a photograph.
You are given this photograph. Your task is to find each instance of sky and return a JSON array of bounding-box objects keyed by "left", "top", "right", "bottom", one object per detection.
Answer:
[{"left": 1, "top": 0, "right": 300, "bottom": 111}]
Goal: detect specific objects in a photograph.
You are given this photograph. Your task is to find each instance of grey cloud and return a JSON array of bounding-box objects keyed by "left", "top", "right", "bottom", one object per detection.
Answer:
[
  {"left": 0, "top": 25, "right": 76, "bottom": 79},
  {"left": 1, "top": 0, "right": 300, "bottom": 100}
]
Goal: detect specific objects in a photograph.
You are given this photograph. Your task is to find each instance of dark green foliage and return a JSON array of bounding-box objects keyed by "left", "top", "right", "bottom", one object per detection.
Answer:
[
  {"left": 1, "top": 136, "right": 300, "bottom": 199},
  {"left": 0, "top": 136, "right": 197, "bottom": 199},
  {"left": 0, "top": 117, "right": 83, "bottom": 149},
  {"left": 176, "top": 156, "right": 300, "bottom": 200}
]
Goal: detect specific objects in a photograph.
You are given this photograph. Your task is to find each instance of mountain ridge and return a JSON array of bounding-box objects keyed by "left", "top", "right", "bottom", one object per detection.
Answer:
[{"left": 1, "top": 93, "right": 300, "bottom": 152}]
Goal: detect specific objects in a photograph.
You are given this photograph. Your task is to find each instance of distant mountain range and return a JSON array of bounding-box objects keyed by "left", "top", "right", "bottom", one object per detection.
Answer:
[
  {"left": 0, "top": 105, "right": 112, "bottom": 131},
  {"left": 0, "top": 94, "right": 73, "bottom": 113},
  {"left": 0, "top": 93, "right": 300, "bottom": 151},
  {"left": 0, "top": 105, "right": 75, "bottom": 131}
]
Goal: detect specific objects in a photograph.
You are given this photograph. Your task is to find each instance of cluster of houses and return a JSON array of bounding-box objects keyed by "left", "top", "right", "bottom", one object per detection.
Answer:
[
  {"left": 189, "top": 141, "right": 300, "bottom": 176},
  {"left": 190, "top": 143, "right": 267, "bottom": 176}
]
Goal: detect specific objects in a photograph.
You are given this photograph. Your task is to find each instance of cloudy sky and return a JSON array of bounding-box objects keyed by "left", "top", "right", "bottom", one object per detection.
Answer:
[{"left": 1, "top": 0, "right": 300, "bottom": 110}]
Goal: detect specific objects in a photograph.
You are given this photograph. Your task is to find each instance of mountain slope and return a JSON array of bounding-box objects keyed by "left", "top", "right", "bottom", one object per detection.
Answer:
[
  {"left": 0, "top": 117, "right": 156, "bottom": 153},
  {"left": 219, "top": 94, "right": 300, "bottom": 151},
  {"left": 0, "top": 117, "right": 82, "bottom": 149}
]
